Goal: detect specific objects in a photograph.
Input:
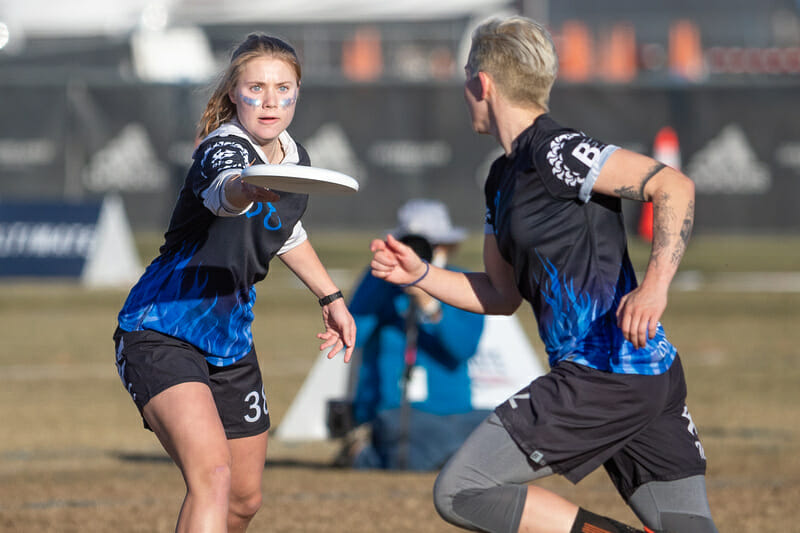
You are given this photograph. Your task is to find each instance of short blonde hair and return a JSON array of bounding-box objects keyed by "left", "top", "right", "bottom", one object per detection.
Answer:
[
  {"left": 466, "top": 16, "right": 558, "bottom": 111},
  {"left": 198, "top": 34, "right": 301, "bottom": 138}
]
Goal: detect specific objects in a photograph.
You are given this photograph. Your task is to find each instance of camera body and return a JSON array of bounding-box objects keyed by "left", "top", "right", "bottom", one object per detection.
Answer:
[{"left": 326, "top": 399, "right": 355, "bottom": 438}]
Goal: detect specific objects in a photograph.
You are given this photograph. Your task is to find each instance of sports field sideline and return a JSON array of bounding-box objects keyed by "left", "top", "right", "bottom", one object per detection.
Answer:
[{"left": 0, "top": 233, "right": 798, "bottom": 532}]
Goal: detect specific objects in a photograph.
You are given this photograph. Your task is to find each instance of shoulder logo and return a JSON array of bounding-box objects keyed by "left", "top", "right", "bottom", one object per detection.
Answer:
[
  {"left": 210, "top": 147, "right": 241, "bottom": 169},
  {"left": 200, "top": 140, "right": 250, "bottom": 180},
  {"left": 547, "top": 133, "right": 584, "bottom": 186}
]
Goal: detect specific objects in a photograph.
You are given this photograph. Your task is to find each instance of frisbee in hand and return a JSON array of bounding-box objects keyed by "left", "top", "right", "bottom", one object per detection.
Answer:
[{"left": 241, "top": 164, "right": 359, "bottom": 195}]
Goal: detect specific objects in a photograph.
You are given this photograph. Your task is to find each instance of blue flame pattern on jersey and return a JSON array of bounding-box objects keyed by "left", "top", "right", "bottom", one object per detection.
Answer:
[
  {"left": 533, "top": 251, "right": 675, "bottom": 374},
  {"left": 483, "top": 115, "right": 678, "bottom": 376},
  {"left": 117, "top": 242, "right": 256, "bottom": 365},
  {"left": 535, "top": 252, "right": 599, "bottom": 361},
  {"left": 116, "top": 125, "right": 311, "bottom": 368}
]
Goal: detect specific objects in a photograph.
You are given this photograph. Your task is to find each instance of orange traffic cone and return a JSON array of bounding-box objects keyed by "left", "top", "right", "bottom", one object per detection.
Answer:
[
  {"left": 639, "top": 126, "right": 681, "bottom": 242},
  {"left": 638, "top": 202, "right": 654, "bottom": 242},
  {"left": 653, "top": 126, "right": 681, "bottom": 169}
]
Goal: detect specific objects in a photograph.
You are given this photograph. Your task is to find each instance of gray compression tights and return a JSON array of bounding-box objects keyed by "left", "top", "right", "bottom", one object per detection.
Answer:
[
  {"left": 628, "top": 476, "right": 718, "bottom": 533},
  {"left": 432, "top": 413, "right": 718, "bottom": 533}
]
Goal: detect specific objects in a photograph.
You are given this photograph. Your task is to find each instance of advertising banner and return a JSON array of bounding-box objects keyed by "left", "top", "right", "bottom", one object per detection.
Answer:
[{"left": 0, "top": 195, "right": 141, "bottom": 286}]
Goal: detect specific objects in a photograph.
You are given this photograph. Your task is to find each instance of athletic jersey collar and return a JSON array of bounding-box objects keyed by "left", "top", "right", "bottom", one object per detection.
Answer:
[
  {"left": 509, "top": 113, "right": 555, "bottom": 157},
  {"left": 194, "top": 120, "right": 300, "bottom": 165}
]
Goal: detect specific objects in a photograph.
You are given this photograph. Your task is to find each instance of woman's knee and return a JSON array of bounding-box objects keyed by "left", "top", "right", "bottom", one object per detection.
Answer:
[
  {"left": 193, "top": 462, "right": 233, "bottom": 498},
  {"left": 229, "top": 487, "right": 262, "bottom": 521},
  {"left": 227, "top": 433, "right": 268, "bottom": 521},
  {"left": 180, "top": 451, "right": 234, "bottom": 502}
]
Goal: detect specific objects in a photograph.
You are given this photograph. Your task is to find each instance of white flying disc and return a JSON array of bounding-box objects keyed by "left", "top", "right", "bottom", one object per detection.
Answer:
[{"left": 241, "top": 164, "right": 359, "bottom": 195}]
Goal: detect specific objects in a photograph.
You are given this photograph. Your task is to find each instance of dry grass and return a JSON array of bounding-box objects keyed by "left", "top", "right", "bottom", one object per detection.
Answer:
[{"left": 0, "top": 232, "right": 798, "bottom": 532}]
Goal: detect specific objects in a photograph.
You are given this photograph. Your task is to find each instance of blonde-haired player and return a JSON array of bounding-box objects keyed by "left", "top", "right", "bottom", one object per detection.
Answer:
[{"left": 371, "top": 16, "right": 717, "bottom": 533}]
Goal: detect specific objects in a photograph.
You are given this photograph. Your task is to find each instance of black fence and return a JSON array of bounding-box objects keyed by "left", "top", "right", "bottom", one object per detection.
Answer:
[{"left": 2, "top": 79, "right": 799, "bottom": 235}]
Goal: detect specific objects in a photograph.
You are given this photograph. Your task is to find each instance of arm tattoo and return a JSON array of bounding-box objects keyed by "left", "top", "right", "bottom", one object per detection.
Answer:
[
  {"left": 652, "top": 192, "right": 695, "bottom": 268},
  {"left": 614, "top": 185, "right": 639, "bottom": 200},
  {"left": 673, "top": 200, "right": 695, "bottom": 264},
  {"left": 651, "top": 191, "right": 674, "bottom": 263},
  {"left": 613, "top": 162, "right": 665, "bottom": 200},
  {"left": 638, "top": 162, "right": 666, "bottom": 201}
]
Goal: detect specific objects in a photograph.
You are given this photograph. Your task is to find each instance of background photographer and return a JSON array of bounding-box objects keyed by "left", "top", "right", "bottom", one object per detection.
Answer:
[{"left": 339, "top": 199, "right": 490, "bottom": 470}]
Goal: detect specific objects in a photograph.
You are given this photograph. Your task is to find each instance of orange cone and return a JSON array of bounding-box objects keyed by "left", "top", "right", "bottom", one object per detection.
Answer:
[
  {"left": 653, "top": 126, "right": 681, "bottom": 169},
  {"left": 639, "top": 126, "right": 681, "bottom": 242},
  {"left": 638, "top": 202, "right": 654, "bottom": 242}
]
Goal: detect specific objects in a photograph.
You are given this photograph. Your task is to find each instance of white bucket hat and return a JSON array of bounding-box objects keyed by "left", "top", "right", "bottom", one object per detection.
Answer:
[{"left": 391, "top": 199, "right": 467, "bottom": 245}]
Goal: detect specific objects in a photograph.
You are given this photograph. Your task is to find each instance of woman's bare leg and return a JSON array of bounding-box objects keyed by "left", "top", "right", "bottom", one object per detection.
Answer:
[
  {"left": 143, "top": 382, "right": 232, "bottom": 533},
  {"left": 227, "top": 432, "right": 269, "bottom": 532}
]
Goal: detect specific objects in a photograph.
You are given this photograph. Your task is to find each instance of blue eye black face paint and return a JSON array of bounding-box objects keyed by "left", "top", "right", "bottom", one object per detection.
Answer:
[
  {"left": 239, "top": 87, "right": 296, "bottom": 109},
  {"left": 279, "top": 88, "right": 298, "bottom": 109},
  {"left": 240, "top": 93, "right": 262, "bottom": 107}
]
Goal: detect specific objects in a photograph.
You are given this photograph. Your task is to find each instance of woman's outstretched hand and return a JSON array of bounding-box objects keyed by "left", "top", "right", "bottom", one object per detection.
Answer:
[
  {"left": 369, "top": 235, "right": 427, "bottom": 286},
  {"left": 318, "top": 298, "right": 356, "bottom": 363}
]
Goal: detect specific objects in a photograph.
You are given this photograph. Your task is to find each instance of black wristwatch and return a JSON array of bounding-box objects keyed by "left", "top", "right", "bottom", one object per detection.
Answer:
[{"left": 318, "top": 290, "right": 343, "bottom": 307}]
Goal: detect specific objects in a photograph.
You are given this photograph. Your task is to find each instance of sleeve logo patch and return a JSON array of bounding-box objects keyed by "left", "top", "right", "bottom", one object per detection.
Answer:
[
  {"left": 547, "top": 133, "right": 607, "bottom": 188},
  {"left": 210, "top": 147, "right": 244, "bottom": 171},
  {"left": 547, "top": 133, "right": 584, "bottom": 186},
  {"left": 200, "top": 140, "right": 250, "bottom": 180}
]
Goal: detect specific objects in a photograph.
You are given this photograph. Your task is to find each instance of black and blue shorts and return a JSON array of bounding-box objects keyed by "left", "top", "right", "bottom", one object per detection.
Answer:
[
  {"left": 114, "top": 327, "right": 270, "bottom": 439},
  {"left": 494, "top": 354, "right": 707, "bottom": 500}
]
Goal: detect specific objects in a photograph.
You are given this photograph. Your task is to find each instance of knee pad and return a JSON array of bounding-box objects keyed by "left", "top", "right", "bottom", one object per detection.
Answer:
[
  {"left": 432, "top": 471, "right": 475, "bottom": 530},
  {"left": 433, "top": 476, "right": 527, "bottom": 533}
]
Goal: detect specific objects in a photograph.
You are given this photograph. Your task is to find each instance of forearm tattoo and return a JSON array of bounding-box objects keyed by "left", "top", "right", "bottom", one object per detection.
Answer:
[
  {"left": 674, "top": 200, "right": 695, "bottom": 264},
  {"left": 651, "top": 191, "right": 673, "bottom": 263},
  {"left": 614, "top": 162, "right": 666, "bottom": 201},
  {"left": 652, "top": 193, "right": 695, "bottom": 268}
]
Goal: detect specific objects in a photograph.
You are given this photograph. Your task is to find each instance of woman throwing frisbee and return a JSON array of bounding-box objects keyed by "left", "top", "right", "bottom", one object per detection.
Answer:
[
  {"left": 114, "top": 34, "right": 355, "bottom": 532},
  {"left": 370, "top": 16, "right": 717, "bottom": 533}
]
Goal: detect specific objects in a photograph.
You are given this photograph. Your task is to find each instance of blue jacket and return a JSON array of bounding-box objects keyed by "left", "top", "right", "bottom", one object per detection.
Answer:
[{"left": 349, "top": 269, "right": 485, "bottom": 425}]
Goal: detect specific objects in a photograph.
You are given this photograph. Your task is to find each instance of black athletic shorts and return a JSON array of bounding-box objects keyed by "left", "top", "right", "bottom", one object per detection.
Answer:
[
  {"left": 114, "top": 327, "right": 270, "bottom": 439},
  {"left": 494, "top": 354, "right": 707, "bottom": 500}
]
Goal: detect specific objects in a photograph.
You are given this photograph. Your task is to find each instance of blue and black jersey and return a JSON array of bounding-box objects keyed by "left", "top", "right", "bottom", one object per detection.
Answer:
[
  {"left": 118, "top": 123, "right": 309, "bottom": 366},
  {"left": 484, "top": 114, "right": 676, "bottom": 375}
]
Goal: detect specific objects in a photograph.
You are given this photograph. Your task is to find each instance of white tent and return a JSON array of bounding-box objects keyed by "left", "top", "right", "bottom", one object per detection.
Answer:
[
  {"left": 1, "top": 0, "right": 515, "bottom": 38},
  {"left": 275, "top": 313, "right": 546, "bottom": 442}
]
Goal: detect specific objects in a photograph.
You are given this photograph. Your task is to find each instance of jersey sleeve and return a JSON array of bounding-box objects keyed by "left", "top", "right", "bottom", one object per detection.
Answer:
[
  {"left": 535, "top": 132, "right": 618, "bottom": 203},
  {"left": 192, "top": 137, "right": 254, "bottom": 198},
  {"left": 189, "top": 136, "right": 259, "bottom": 216},
  {"left": 276, "top": 220, "right": 308, "bottom": 255}
]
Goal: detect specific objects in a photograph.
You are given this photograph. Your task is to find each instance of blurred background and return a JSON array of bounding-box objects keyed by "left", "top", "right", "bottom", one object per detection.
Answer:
[
  {"left": 1, "top": 3, "right": 799, "bottom": 531},
  {"left": 1, "top": 0, "right": 799, "bottom": 239}
]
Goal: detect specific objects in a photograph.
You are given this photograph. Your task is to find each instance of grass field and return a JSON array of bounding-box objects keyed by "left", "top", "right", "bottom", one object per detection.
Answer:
[{"left": 1, "top": 232, "right": 798, "bottom": 532}]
